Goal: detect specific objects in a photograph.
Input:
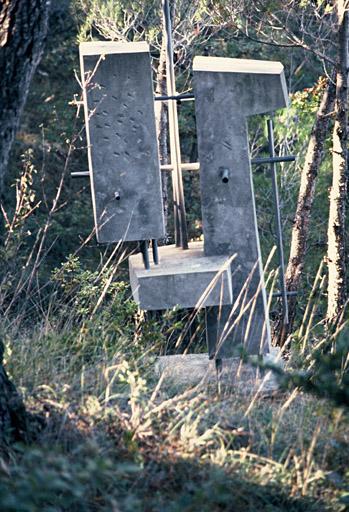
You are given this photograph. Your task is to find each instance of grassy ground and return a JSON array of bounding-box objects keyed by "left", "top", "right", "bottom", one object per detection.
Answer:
[
  {"left": 0, "top": 254, "right": 348, "bottom": 511},
  {"left": 1, "top": 323, "right": 348, "bottom": 511}
]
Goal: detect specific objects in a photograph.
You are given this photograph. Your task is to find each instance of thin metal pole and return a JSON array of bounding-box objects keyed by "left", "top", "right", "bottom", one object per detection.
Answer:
[
  {"left": 154, "top": 93, "right": 195, "bottom": 102},
  {"left": 251, "top": 155, "right": 296, "bottom": 166},
  {"left": 152, "top": 239, "right": 159, "bottom": 264},
  {"left": 267, "top": 118, "right": 289, "bottom": 325},
  {"left": 273, "top": 290, "right": 297, "bottom": 298},
  {"left": 162, "top": 0, "right": 188, "bottom": 249},
  {"left": 71, "top": 156, "right": 296, "bottom": 179},
  {"left": 140, "top": 240, "right": 150, "bottom": 270}
]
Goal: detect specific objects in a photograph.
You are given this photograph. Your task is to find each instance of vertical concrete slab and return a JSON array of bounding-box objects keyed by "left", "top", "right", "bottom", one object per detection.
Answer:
[
  {"left": 80, "top": 42, "right": 165, "bottom": 243},
  {"left": 193, "top": 57, "right": 288, "bottom": 357}
]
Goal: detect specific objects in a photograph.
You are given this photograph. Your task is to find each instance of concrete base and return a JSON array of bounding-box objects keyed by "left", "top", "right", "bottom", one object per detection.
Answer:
[
  {"left": 155, "top": 348, "right": 282, "bottom": 394},
  {"left": 129, "top": 241, "right": 233, "bottom": 310}
]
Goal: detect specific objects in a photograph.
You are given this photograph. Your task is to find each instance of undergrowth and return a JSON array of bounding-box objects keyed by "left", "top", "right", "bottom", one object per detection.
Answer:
[{"left": 0, "top": 246, "right": 348, "bottom": 511}]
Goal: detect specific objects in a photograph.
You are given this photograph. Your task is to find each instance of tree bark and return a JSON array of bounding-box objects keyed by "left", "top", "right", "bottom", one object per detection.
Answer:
[
  {"left": 0, "top": 341, "right": 28, "bottom": 448},
  {"left": 276, "top": 77, "right": 335, "bottom": 345},
  {"left": 0, "top": 0, "right": 51, "bottom": 195},
  {"left": 0, "top": 0, "right": 50, "bottom": 446},
  {"left": 155, "top": 35, "right": 169, "bottom": 236},
  {"left": 327, "top": 1, "right": 348, "bottom": 322}
]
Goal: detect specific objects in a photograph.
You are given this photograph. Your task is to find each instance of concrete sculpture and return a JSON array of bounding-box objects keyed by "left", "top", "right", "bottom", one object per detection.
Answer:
[{"left": 79, "top": 39, "right": 290, "bottom": 369}]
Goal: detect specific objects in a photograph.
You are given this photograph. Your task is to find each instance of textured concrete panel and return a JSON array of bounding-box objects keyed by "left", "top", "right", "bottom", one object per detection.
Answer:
[
  {"left": 129, "top": 242, "right": 233, "bottom": 310},
  {"left": 80, "top": 42, "right": 165, "bottom": 243},
  {"left": 193, "top": 57, "right": 288, "bottom": 357},
  {"left": 193, "top": 57, "right": 288, "bottom": 116}
]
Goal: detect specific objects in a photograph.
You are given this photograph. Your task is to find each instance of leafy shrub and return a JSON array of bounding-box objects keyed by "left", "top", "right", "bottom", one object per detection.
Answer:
[{"left": 0, "top": 443, "right": 140, "bottom": 512}]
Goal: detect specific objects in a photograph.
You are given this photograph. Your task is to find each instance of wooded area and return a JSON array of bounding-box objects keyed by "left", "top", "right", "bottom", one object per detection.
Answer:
[{"left": 0, "top": 0, "right": 348, "bottom": 510}]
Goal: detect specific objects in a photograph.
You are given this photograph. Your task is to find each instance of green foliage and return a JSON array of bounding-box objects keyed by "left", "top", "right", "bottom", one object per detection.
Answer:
[
  {"left": 76, "top": 0, "right": 161, "bottom": 44},
  {"left": 0, "top": 443, "right": 140, "bottom": 511},
  {"left": 51, "top": 254, "right": 132, "bottom": 318},
  {"left": 0, "top": 149, "right": 39, "bottom": 259},
  {"left": 271, "top": 323, "right": 349, "bottom": 408}
]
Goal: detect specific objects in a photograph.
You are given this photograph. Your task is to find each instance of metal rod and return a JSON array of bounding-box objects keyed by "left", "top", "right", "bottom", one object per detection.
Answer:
[
  {"left": 215, "top": 357, "right": 223, "bottom": 396},
  {"left": 152, "top": 239, "right": 159, "bottom": 265},
  {"left": 162, "top": 0, "right": 179, "bottom": 247},
  {"left": 267, "top": 118, "right": 289, "bottom": 325},
  {"left": 160, "top": 157, "right": 295, "bottom": 172},
  {"left": 272, "top": 291, "right": 298, "bottom": 298},
  {"left": 162, "top": 0, "right": 188, "bottom": 249},
  {"left": 71, "top": 171, "right": 90, "bottom": 178},
  {"left": 140, "top": 240, "right": 150, "bottom": 270},
  {"left": 70, "top": 164, "right": 201, "bottom": 179},
  {"left": 70, "top": 155, "right": 296, "bottom": 179},
  {"left": 251, "top": 155, "right": 296, "bottom": 165},
  {"left": 154, "top": 93, "right": 195, "bottom": 102}
]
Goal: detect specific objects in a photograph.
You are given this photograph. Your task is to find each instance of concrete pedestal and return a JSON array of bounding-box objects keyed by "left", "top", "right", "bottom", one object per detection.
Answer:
[{"left": 155, "top": 348, "right": 282, "bottom": 394}]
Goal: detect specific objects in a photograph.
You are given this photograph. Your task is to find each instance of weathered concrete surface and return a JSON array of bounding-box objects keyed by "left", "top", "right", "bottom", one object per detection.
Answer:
[
  {"left": 193, "top": 57, "right": 288, "bottom": 357},
  {"left": 155, "top": 347, "right": 282, "bottom": 394},
  {"left": 129, "top": 241, "right": 233, "bottom": 310},
  {"left": 80, "top": 41, "right": 165, "bottom": 243}
]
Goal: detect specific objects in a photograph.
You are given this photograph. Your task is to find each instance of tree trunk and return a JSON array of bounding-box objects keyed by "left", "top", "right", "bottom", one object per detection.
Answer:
[
  {"left": 327, "top": 2, "right": 348, "bottom": 322},
  {"left": 0, "top": 0, "right": 50, "bottom": 445},
  {"left": 0, "top": 342, "right": 28, "bottom": 448},
  {"left": 155, "top": 35, "right": 169, "bottom": 236},
  {"left": 0, "top": 0, "right": 51, "bottom": 195},
  {"left": 276, "top": 77, "right": 335, "bottom": 345}
]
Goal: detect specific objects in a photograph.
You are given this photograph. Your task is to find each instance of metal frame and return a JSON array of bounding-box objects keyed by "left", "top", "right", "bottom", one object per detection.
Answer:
[{"left": 71, "top": 156, "right": 295, "bottom": 178}]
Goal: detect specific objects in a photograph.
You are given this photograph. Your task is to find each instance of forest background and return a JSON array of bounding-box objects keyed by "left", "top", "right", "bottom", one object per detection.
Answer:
[{"left": 0, "top": 0, "right": 348, "bottom": 511}]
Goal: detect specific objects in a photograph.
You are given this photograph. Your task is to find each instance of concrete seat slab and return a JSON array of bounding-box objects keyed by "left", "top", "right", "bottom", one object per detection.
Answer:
[{"left": 129, "top": 241, "right": 233, "bottom": 310}]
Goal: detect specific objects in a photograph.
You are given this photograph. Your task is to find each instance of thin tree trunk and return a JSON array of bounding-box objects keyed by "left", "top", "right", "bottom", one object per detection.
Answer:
[
  {"left": 0, "top": 0, "right": 51, "bottom": 195},
  {"left": 155, "top": 35, "right": 169, "bottom": 236},
  {"left": 276, "top": 77, "right": 335, "bottom": 345},
  {"left": 327, "top": 2, "right": 348, "bottom": 322}
]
